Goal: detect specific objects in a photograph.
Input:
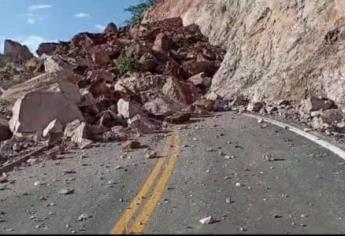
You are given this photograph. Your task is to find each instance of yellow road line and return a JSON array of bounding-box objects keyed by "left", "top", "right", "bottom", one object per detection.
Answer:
[
  {"left": 130, "top": 132, "right": 181, "bottom": 233},
  {"left": 111, "top": 135, "right": 173, "bottom": 234}
]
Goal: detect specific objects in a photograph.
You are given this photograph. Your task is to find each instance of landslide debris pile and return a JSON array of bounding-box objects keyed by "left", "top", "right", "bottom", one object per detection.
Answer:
[{"left": 0, "top": 17, "right": 225, "bottom": 164}]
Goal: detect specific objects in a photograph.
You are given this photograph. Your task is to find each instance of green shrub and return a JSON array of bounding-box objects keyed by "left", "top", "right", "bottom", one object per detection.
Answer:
[
  {"left": 0, "top": 62, "right": 17, "bottom": 78},
  {"left": 117, "top": 57, "right": 137, "bottom": 74},
  {"left": 125, "top": 0, "right": 160, "bottom": 25}
]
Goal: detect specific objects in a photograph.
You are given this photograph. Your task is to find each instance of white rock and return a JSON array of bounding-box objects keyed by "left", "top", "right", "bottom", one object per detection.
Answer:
[
  {"left": 199, "top": 216, "right": 216, "bottom": 225},
  {"left": 117, "top": 99, "right": 142, "bottom": 119}
]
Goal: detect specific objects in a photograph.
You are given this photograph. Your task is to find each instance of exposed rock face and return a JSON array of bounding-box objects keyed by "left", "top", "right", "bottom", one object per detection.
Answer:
[
  {"left": 4, "top": 40, "right": 33, "bottom": 63},
  {"left": 145, "top": 0, "right": 345, "bottom": 107}
]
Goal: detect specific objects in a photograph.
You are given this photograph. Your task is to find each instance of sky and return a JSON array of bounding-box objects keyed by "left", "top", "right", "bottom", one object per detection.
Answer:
[{"left": 0, "top": 0, "right": 143, "bottom": 53}]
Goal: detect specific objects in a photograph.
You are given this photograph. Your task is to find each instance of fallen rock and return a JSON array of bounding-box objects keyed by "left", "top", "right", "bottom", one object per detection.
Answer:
[
  {"left": 1, "top": 70, "right": 82, "bottom": 106},
  {"left": 104, "top": 22, "right": 118, "bottom": 34},
  {"left": 64, "top": 120, "right": 92, "bottom": 149},
  {"left": 58, "top": 188, "right": 74, "bottom": 195},
  {"left": 91, "top": 47, "right": 111, "bottom": 67},
  {"left": 4, "top": 39, "right": 33, "bottom": 63},
  {"left": 247, "top": 101, "right": 264, "bottom": 112},
  {"left": 144, "top": 97, "right": 182, "bottom": 117},
  {"left": 9, "top": 91, "right": 84, "bottom": 138},
  {"left": 145, "top": 151, "right": 158, "bottom": 159},
  {"left": 123, "top": 140, "right": 141, "bottom": 150},
  {"left": 117, "top": 99, "right": 143, "bottom": 119},
  {"left": 36, "top": 42, "right": 59, "bottom": 56},
  {"left": 42, "top": 119, "right": 63, "bottom": 144},
  {"left": 188, "top": 72, "right": 211, "bottom": 88},
  {"left": 128, "top": 114, "right": 160, "bottom": 134},
  {"left": 0, "top": 119, "right": 12, "bottom": 141},
  {"left": 320, "top": 109, "right": 344, "bottom": 125},
  {"left": 199, "top": 216, "right": 216, "bottom": 225},
  {"left": 44, "top": 55, "right": 74, "bottom": 73},
  {"left": 152, "top": 33, "right": 171, "bottom": 53},
  {"left": 300, "top": 97, "right": 335, "bottom": 115},
  {"left": 165, "top": 112, "right": 191, "bottom": 124},
  {"left": 162, "top": 77, "right": 199, "bottom": 105}
]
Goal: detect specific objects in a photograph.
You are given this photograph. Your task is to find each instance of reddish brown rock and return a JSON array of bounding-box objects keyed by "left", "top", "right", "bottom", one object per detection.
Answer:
[
  {"left": 4, "top": 40, "right": 33, "bottom": 63},
  {"left": 165, "top": 112, "right": 191, "bottom": 124},
  {"left": 104, "top": 22, "right": 118, "bottom": 34},
  {"left": 152, "top": 33, "right": 171, "bottom": 53},
  {"left": 36, "top": 42, "right": 59, "bottom": 56},
  {"left": 162, "top": 77, "right": 200, "bottom": 105}
]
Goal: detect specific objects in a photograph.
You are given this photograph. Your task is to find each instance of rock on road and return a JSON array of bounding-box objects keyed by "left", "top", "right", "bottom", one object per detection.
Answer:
[{"left": 1, "top": 111, "right": 345, "bottom": 234}]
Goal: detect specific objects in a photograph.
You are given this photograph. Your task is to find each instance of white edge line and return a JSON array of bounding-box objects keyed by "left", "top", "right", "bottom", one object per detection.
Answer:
[{"left": 243, "top": 113, "right": 345, "bottom": 161}]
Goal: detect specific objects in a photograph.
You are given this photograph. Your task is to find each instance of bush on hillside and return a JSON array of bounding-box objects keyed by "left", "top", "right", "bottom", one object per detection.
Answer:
[{"left": 125, "top": 0, "right": 160, "bottom": 25}]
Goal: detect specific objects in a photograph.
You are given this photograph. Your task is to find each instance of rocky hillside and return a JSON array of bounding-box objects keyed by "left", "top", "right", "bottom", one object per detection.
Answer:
[{"left": 145, "top": 0, "right": 345, "bottom": 107}]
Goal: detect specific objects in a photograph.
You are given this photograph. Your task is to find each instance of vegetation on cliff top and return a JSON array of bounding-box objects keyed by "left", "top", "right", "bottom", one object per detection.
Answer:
[{"left": 125, "top": 0, "right": 160, "bottom": 25}]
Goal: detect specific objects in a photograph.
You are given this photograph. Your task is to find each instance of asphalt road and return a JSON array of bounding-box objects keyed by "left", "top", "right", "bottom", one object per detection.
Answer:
[{"left": 1, "top": 111, "right": 345, "bottom": 234}]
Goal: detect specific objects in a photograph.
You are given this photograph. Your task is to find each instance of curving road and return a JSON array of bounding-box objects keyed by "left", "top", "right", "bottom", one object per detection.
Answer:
[{"left": 1, "top": 112, "right": 345, "bottom": 234}]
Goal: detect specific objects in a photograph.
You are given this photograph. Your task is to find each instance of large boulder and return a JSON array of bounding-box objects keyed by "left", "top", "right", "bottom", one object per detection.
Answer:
[
  {"left": 162, "top": 76, "right": 200, "bottom": 105},
  {"left": 36, "top": 42, "right": 59, "bottom": 56},
  {"left": 152, "top": 33, "right": 171, "bottom": 53},
  {"left": 44, "top": 55, "right": 74, "bottom": 73},
  {"left": 4, "top": 40, "right": 33, "bottom": 63},
  {"left": 299, "top": 96, "right": 336, "bottom": 119},
  {"left": 1, "top": 70, "right": 81, "bottom": 106},
  {"left": 9, "top": 89, "right": 84, "bottom": 138}
]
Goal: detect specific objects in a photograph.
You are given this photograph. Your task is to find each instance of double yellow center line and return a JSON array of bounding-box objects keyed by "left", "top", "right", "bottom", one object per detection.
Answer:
[{"left": 112, "top": 131, "right": 181, "bottom": 234}]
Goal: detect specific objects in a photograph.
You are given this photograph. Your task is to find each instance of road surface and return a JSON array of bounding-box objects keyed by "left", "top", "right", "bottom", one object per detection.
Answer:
[{"left": 1, "top": 111, "right": 345, "bottom": 234}]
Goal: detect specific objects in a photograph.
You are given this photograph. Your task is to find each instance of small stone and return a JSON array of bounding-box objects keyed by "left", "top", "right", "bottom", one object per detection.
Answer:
[
  {"left": 115, "top": 165, "right": 123, "bottom": 170},
  {"left": 59, "top": 188, "right": 74, "bottom": 195},
  {"left": 240, "top": 227, "right": 247, "bottom": 232},
  {"left": 123, "top": 140, "right": 141, "bottom": 150},
  {"left": 199, "top": 216, "right": 216, "bottom": 225},
  {"left": 77, "top": 213, "right": 90, "bottom": 221},
  {"left": 226, "top": 197, "right": 231, "bottom": 204},
  {"left": 145, "top": 151, "right": 158, "bottom": 159},
  {"left": 34, "top": 181, "right": 41, "bottom": 186},
  {"left": 235, "top": 182, "right": 241, "bottom": 187},
  {"left": 257, "top": 118, "right": 264, "bottom": 123},
  {"left": 263, "top": 153, "right": 275, "bottom": 162},
  {"left": 192, "top": 137, "right": 198, "bottom": 141}
]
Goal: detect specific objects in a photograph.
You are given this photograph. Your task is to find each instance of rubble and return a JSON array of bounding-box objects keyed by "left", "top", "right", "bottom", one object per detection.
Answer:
[{"left": 0, "top": 16, "right": 225, "bottom": 160}]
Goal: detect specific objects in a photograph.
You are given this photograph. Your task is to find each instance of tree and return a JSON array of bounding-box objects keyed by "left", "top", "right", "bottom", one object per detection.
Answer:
[{"left": 125, "top": 0, "right": 160, "bottom": 25}]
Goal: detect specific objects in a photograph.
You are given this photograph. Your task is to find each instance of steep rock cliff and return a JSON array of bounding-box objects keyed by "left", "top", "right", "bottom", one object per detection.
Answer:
[{"left": 145, "top": 0, "right": 345, "bottom": 107}]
